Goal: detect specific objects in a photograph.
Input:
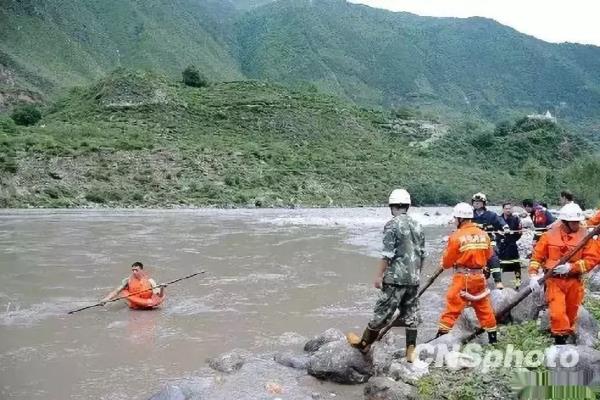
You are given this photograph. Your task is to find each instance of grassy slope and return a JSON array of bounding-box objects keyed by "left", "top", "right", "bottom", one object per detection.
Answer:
[
  {"left": 0, "top": 0, "right": 243, "bottom": 94},
  {"left": 2, "top": 0, "right": 600, "bottom": 138},
  {"left": 0, "top": 70, "right": 588, "bottom": 208}
]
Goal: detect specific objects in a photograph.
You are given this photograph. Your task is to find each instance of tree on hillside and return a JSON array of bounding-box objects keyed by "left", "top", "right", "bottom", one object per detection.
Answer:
[
  {"left": 11, "top": 104, "right": 42, "bottom": 126},
  {"left": 182, "top": 65, "right": 208, "bottom": 88}
]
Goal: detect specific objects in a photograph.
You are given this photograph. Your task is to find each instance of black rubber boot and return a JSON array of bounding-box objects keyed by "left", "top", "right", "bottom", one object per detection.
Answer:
[
  {"left": 405, "top": 328, "right": 418, "bottom": 363},
  {"left": 488, "top": 331, "right": 497, "bottom": 344},
  {"left": 554, "top": 335, "right": 568, "bottom": 345},
  {"left": 350, "top": 327, "right": 380, "bottom": 353}
]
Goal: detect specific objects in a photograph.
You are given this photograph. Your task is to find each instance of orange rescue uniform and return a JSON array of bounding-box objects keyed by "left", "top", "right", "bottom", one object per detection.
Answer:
[
  {"left": 588, "top": 211, "right": 600, "bottom": 227},
  {"left": 529, "top": 224, "right": 600, "bottom": 335},
  {"left": 438, "top": 222, "right": 497, "bottom": 333},
  {"left": 121, "top": 271, "right": 165, "bottom": 309}
]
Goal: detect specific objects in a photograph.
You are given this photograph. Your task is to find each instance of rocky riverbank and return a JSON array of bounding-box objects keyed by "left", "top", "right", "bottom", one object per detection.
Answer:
[{"left": 149, "top": 274, "right": 600, "bottom": 400}]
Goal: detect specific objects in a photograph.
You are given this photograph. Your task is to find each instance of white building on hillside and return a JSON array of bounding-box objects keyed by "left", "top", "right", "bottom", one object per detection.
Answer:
[{"left": 527, "top": 110, "right": 557, "bottom": 122}]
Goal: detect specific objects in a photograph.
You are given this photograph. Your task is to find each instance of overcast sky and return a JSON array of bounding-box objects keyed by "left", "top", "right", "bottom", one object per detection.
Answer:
[{"left": 349, "top": 0, "right": 600, "bottom": 46}]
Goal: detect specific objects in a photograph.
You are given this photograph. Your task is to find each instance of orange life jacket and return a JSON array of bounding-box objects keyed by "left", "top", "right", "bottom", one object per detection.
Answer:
[
  {"left": 539, "top": 226, "right": 585, "bottom": 269},
  {"left": 127, "top": 272, "right": 153, "bottom": 299}
]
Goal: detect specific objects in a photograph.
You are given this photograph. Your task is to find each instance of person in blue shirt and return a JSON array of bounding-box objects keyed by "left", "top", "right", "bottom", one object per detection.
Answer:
[{"left": 472, "top": 192, "right": 509, "bottom": 289}]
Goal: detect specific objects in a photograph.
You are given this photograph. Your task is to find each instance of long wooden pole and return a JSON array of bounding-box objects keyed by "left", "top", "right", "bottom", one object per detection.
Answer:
[
  {"left": 68, "top": 271, "right": 206, "bottom": 314},
  {"left": 377, "top": 266, "right": 445, "bottom": 341}
]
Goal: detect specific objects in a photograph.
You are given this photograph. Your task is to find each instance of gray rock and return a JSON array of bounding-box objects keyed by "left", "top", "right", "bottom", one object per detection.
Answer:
[
  {"left": 588, "top": 269, "right": 600, "bottom": 293},
  {"left": 148, "top": 358, "right": 315, "bottom": 400},
  {"left": 510, "top": 284, "right": 545, "bottom": 324},
  {"left": 207, "top": 349, "right": 250, "bottom": 373},
  {"left": 274, "top": 351, "right": 310, "bottom": 370},
  {"left": 575, "top": 307, "right": 599, "bottom": 347},
  {"left": 304, "top": 328, "right": 346, "bottom": 353},
  {"left": 539, "top": 309, "right": 551, "bottom": 333},
  {"left": 148, "top": 385, "right": 185, "bottom": 400},
  {"left": 490, "top": 288, "right": 517, "bottom": 324},
  {"left": 307, "top": 340, "right": 372, "bottom": 384},
  {"left": 388, "top": 359, "right": 429, "bottom": 384},
  {"left": 544, "top": 345, "right": 600, "bottom": 386},
  {"left": 370, "top": 332, "right": 405, "bottom": 376},
  {"left": 363, "top": 377, "right": 418, "bottom": 400}
]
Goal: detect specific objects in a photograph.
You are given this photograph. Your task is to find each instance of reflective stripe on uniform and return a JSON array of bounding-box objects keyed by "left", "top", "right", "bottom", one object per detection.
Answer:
[{"left": 459, "top": 243, "right": 490, "bottom": 252}]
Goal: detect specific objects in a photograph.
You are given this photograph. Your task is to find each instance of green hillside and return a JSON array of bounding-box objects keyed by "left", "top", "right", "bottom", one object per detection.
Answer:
[
  {"left": 1, "top": 70, "right": 596, "bottom": 208},
  {"left": 2, "top": 0, "right": 600, "bottom": 133},
  {"left": 236, "top": 0, "right": 600, "bottom": 124},
  {"left": 0, "top": 0, "right": 243, "bottom": 95}
]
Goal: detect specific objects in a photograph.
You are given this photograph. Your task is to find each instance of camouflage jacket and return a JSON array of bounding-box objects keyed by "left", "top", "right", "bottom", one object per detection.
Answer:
[{"left": 381, "top": 213, "right": 426, "bottom": 286}]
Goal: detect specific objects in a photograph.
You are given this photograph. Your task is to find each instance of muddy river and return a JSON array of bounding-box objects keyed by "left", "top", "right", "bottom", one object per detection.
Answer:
[{"left": 0, "top": 208, "right": 459, "bottom": 399}]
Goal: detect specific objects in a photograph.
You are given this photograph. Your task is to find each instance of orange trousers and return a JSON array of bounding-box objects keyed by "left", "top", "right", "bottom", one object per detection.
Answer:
[
  {"left": 545, "top": 277, "right": 584, "bottom": 335},
  {"left": 438, "top": 273, "right": 497, "bottom": 332}
]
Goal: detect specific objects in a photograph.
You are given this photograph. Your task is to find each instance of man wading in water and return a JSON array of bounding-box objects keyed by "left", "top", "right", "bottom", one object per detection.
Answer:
[
  {"left": 101, "top": 262, "right": 164, "bottom": 309},
  {"left": 347, "top": 189, "right": 425, "bottom": 362}
]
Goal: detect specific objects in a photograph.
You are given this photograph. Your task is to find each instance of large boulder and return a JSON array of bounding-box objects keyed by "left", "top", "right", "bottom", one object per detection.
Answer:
[
  {"left": 544, "top": 345, "right": 600, "bottom": 385},
  {"left": 207, "top": 349, "right": 250, "bottom": 373},
  {"left": 388, "top": 359, "right": 429, "bottom": 384},
  {"left": 307, "top": 340, "right": 372, "bottom": 384},
  {"left": 363, "top": 377, "right": 418, "bottom": 400},
  {"left": 416, "top": 333, "right": 462, "bottom": 364},
  {"left": 510, "top": 284, "right": 545, "bottom": 324},
  {"left": 148, "top": 358, "right": 316, "bottom": 400},
  {"left": 588, "top": 269, "right": 600, "bottom": 293},
  {"left": 274, "top": 351, "right": 310, "bottom": 370},
  {"left": 575, "top": 307, "right": 599, "bottom": 347},
  {"left": 490, "top": 288, "right": 517, "bottom": 324},
  {"left": 370, "top": 332, "right": 405, "bottom": 376},
  {"left": 304, "top": 328, "right": 345, "bottom": 353}
]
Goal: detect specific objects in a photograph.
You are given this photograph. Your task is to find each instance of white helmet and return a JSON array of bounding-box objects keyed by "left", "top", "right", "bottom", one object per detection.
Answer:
[
  {"left": 388, "top": 189, "right": 411, "bottom": 205},
  {"left": 453, "top": 202, "right": 474, "bottom": 219},
  {"left": 559, "top": 203, "right": 585, "bottom": 222},
  {"left": 472, "top": 192, "right": 487, "bottom": 203}
]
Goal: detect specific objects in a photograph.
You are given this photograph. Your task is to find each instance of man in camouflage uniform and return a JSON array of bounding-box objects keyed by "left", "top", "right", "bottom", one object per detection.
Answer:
[{"left": 347, "top": 189, "right": 425, "bottom": 361}]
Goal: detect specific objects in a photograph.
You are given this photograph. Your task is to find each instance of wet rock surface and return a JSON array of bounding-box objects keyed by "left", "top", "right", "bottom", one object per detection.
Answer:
[
  {"left": 307, "top": 339, "right": 372, "bottom": 384},
  {"left": 304, "top": 328, "right": 346, "bottom": 353},
  {"left": 207, "top": 348, "right": 251, "bottom": 373},
  {"left": 363, "top": 376, "right": 418, "bottom": 400},
  {"left": 274, "top": 351, "right": 310, "bottom": 370},
  {"left": 150, "top": 357, "right": 315, "bottom": 400}
]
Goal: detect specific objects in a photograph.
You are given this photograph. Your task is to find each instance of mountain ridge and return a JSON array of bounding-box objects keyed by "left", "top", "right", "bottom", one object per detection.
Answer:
[{"left": 1, "top": 0, "right": 600, "bottom": 135}]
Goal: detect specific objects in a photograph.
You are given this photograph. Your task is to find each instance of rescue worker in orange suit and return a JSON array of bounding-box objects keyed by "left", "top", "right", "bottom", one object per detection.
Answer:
[
  {"left": 528, "top": 203, "right": 600, "bottom": 345},
  {"left": 101, "top": 262, "right": 164, "bottom": 305},
  {"left": 436, "top": 202, "right": 497, "bottom": 344},
  {"left": 588, "top": 210, "right": 600, "bottom": 227}
]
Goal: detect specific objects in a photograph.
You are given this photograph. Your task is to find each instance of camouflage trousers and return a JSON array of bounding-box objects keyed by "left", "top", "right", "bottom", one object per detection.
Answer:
[{"left": 368, "top": 284, "right": 421, "bottom": 330}]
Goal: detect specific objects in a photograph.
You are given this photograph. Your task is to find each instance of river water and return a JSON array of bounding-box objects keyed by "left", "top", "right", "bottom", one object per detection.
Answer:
[{"left": 0, "top": 208, "right": 459, "bottom": 399}]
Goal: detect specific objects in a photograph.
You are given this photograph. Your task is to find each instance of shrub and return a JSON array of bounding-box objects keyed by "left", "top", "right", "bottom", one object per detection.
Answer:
[
  {"left": 0, "top": 117, "right": 18, "bottom": 134},
  {"left": 11, "top": 104, "right": 42, "bottom": 126},
  {"left": 393, "top": 107, "right": 418, "bottom": 120},
  {"left": 182, "top": 65, "right": 208, "bottom": 88}
]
